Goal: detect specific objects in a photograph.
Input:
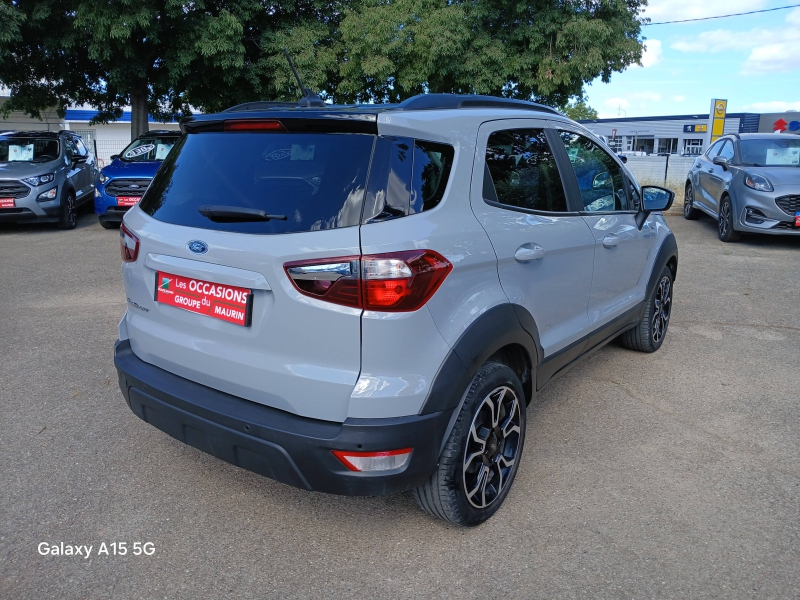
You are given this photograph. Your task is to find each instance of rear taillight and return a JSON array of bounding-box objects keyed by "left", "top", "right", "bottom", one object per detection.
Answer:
[
  {"left": 332, "top": 448, "right": 413, "bottom": 472},
  {"left": 223, "top": 119, "right": 286, "bottom": 132},
  {"left": 284, "top": 250, "right": 452, "bottom": 312},
  {"left": 119, "top": 223, "right": 139, "bottom": 263}
]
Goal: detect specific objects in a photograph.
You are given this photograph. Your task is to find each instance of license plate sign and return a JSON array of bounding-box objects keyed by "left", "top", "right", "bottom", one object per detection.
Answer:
[
  {"left": 0, "top": 198, "right": 15, "bottom": 208},
  {"left": 155, "top": 271, "right": 253, "bottom": 326},
  {"left": 117, "top": 196, "right": 141, "bottom": 207}
]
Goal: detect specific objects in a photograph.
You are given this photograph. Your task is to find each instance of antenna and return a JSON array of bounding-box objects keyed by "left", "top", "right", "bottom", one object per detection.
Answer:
[{"left": 282, "top": 49, "right": 325, "bottom": 108}]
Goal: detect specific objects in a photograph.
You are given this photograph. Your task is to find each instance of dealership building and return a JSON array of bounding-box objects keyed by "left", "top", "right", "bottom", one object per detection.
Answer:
[{"left": 578, "top": 111, "right": 800, "bottom": 156}]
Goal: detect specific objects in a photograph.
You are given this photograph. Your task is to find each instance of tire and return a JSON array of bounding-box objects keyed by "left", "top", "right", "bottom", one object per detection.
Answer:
[
  {"left": 717, "top": 195, "right": 741, "bottom": 243},
  {"left": 57, "top": 190, "right": 77, "bottom": 230},
  {"left": 620, "top": 266, "right": 673, "bottom": 353},
  {"left": 683, "top": 182, "right": 701, "bottom": 220},
  {"left": 413, "top": 362, "right": 527, "bottom": 526},
  {"left": 100, "top": 220, "right": 120, "bottom": 229}
]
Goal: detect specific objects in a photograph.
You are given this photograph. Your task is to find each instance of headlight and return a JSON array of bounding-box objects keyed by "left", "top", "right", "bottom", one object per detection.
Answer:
[
  {"left": 744, "top": 173, "right": 774, "bottom": 192},
  {"left": 37, "top": 187, "right": 58, "bottom": 201},
  {"left": 99, "top": 172, "right": 109, "bottom": 184},
  {"left": 22, "top": 174, "right": 55, "bottom": 186}
]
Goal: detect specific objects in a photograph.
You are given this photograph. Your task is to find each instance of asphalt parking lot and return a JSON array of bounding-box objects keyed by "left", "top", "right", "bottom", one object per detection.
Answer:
[{"left": 1, "top": 209, "right": 799, "bottom": 599}]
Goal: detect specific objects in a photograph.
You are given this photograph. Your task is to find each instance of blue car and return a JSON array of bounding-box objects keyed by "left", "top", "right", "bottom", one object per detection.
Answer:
[{"left": 95, "top": 130, "right": 180, "bottom": 228}]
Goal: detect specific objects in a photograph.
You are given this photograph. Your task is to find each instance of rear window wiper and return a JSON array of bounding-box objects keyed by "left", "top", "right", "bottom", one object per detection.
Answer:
[{"left": 198, "top": 205, "right": 287, "bottom": 222}]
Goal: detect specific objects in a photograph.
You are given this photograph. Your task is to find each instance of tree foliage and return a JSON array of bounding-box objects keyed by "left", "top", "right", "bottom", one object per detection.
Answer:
[
  {"left": 0, "top": 0, "right": 646, "bottom": 137},
  {"left": 560, "top": 98, "right": 599, "bottom": 120}
]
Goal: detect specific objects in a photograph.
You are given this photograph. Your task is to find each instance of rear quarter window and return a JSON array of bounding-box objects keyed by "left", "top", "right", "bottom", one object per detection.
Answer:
[{"left": 138, "top": 132, "right": 375, "bottom": 234}]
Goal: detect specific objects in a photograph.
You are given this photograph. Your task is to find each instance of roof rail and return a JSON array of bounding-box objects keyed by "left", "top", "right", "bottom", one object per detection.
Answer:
[
  {"left": 222, "top": 101, "right": 302, "bottom": 113},
  {"left": 394, "top": 94, "right": 561, "bottom": 115}
]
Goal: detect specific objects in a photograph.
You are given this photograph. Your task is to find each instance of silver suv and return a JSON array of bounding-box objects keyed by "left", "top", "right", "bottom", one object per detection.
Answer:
[
  {"left": 684, "top": 133, "right": 800, "bottom": 241},
  {"left": 113, "top": 95, "right": 678, "bottom": 525},
  {"left": 0, "top": 130, "right": 97, "bottom": 229}
]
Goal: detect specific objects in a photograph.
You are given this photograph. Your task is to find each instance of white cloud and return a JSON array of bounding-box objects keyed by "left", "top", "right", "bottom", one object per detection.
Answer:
[
  {"left": 673, "top": 95, "right": 686, "bottom": 102},
  {"left": 643, "top": 0, "right": 766, "bottom": 23},
  {"left": 631, "top": 40, "right": 663, "bottom": 68},
  {"left": 742, "top": 101, "right": 800, "bottom": 112},
  {"left": 669, "top": 9, "right": 800, "bottom": 75}
]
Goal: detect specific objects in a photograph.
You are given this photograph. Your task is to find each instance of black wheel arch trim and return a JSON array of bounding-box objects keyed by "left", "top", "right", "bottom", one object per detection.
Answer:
[
  {"left": 419, "top": 303, "right": 541, "bottom": 417},
  {"left": 642, "top": 232, "right": 678, "bottom": 322}
]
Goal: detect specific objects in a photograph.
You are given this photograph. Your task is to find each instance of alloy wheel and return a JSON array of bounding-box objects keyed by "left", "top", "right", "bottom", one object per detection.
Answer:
[
  {"left": 66, "top": 195, "right": 76, "bottom": 227},
  {"left": 684, "top": 186, "right": 693, "bottom": 217},
  {"left": 651, "top": 275, "right": 672, "bottom": 344},
  {"left": 719, "top": 201, "right": 730, "bottom": 237},
  {"left": 462, "top": 386, "right": 522, "bottom": 509}
]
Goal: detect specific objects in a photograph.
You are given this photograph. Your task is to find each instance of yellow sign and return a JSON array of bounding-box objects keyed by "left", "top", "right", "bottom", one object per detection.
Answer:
[
  {"left": 695, "top": 124, "right": 707, "bottom": 133},
  {"left": 710, "top": 99, "right": 727, "bottom": 142}
]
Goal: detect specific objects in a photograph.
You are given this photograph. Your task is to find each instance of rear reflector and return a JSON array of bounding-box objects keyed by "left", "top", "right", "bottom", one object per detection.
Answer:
[
  {"left": 223, "top": 119, "right": 286, "bottom": 132},
  {"left": 284, "top": 250, "right": 452, "bottom": 312},
  {"left": 332, "top": 448, "right": 413, "bottom": 472},
  {"left": 119, "top": 223, "right": 140, "bottom": 263}
]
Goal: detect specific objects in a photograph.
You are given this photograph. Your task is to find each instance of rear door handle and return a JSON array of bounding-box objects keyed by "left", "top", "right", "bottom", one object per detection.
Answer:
[
  {"left": 515, "top": 244, "right": 545, "bottom": 262},
  {"left": 602, "top": 235, "right": 619, "bottom": 249}
]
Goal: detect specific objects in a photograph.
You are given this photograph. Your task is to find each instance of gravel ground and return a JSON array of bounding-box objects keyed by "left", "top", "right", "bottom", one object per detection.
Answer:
[{"left": 1, "top": 209, "right": 798, "bottom": 599}]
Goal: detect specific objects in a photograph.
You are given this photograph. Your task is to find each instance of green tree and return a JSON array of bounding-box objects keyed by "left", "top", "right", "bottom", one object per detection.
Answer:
[
  {"left": 327, "top": 0, "right": 646, "bottom": 105},
  {"left": 1, "top": 0, "right": 645, "bottom": 136},
  {"left": 560, "top": 98, "right": 599, "bottom": 120},
  {"left": 0, "top": 0, "right": 295, "bottom": 138}
]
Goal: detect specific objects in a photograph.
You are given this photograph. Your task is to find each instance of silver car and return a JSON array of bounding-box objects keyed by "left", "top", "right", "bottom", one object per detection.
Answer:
[
  {"left": 113, "top": 95, "right": 677, "bottom": 525},
  {"left": 0, "top": 130, "right": 98, "bottom": 229},
  {"left": 684, "top": 133, "right": 800, "bottom": 242}
]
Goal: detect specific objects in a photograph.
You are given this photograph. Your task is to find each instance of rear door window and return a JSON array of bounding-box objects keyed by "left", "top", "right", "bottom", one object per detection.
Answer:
[
  {"left": 483, "top": 129, "right": 568, "bottom": 212},
  {"left": 139, "top": 132, "right": 375, "bottom": 234}
]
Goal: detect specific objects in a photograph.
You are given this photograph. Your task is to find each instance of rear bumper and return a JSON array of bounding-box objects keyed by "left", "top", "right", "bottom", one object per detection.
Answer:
[{"left": 114, "top": 340, "right": 450, "bottom": 495}]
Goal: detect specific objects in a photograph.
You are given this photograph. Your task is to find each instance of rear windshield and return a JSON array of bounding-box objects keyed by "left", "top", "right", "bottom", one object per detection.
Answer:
[
  {"left": 739, "top": 138, "right": 800, "bottom": 167},
  {"left": 139, "top": 132, "right": 375, "bottom": 234},
  {"left": 120, "top": 135, "right": 180, "bottom": 162},
  {"left": 0, "top": 136, "right": 60, "bottom": 162}
]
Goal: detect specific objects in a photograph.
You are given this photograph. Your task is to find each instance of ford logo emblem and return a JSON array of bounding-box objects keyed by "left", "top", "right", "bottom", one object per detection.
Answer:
[{"left": 187, "top": 240, "right": 208, "bottom": 255}]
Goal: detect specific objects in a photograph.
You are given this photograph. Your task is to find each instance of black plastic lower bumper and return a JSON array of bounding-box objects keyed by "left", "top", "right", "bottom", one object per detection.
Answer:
[
  {"left": 99, "top": 206, "right": 131, "bottom": 224},
  {"left": 114, "top": 340, "right": 451, "bottom": 496}
]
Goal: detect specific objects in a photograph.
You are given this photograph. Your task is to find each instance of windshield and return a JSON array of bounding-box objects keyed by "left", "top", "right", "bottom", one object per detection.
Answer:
[
  {"left": 740, "top": 138, "right": 800, "bottom": 167},
  {"left": 0, "top": 136, "right": 60, "bottom": 163},
  {"left": 119, "top": 135, "right": 180, "bottom": 162}
]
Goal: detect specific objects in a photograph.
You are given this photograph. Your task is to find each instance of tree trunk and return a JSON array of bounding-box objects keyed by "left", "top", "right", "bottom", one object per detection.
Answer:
[{"left": 130, "top": 82, "right": 149, "bottom": 140}]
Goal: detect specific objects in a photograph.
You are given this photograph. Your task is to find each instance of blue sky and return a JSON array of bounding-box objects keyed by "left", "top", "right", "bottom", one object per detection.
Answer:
[{"left": 584, "top": 0, "right": 800, "bottom": 118}]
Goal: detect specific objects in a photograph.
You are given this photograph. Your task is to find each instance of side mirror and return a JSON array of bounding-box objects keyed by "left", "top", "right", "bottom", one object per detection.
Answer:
[
  {"left": 619, "top": 154, "right": 628, "bottom": 163},
  {"left": 110, "top": 154, "right": 120, "bottom": 161},
  {"left": 712, "top": 155, "right": 729, "bottom": 169},
  {"left": 72, "top": 155, "right": 88, "bottom": 165},
  {"left": 635, "top": 185, "right": 675, "bottom": 229}
]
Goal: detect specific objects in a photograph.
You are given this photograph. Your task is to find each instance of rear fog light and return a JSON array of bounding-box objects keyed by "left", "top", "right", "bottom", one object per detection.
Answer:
[{"left": 332, "top": 448, "right": 413, "bottom": 472}]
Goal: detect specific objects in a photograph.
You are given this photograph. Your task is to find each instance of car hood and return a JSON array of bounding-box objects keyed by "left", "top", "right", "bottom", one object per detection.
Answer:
[
  {"left": 740, "top": 166, "right": 800, "bottom": 187},
  {"left": 102, "top": 159, "right": 162, "bottom": 178},
  {"left": 0, "top": 158, "right": 64, "bottom": 179}
]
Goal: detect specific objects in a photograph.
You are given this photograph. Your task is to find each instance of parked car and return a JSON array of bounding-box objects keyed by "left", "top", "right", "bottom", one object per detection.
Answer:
[
  {"left": 94, "top": 130, "right": 180, "bottom": 228},
  {"left": 113, "top": 94, "right": 678, "bottom": 525},
  {"left": 684, "top": 133, "right": 800, "bottom": 241},
  {"left": 0, "top": 130, "right": 97, "bottom": 229}
]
